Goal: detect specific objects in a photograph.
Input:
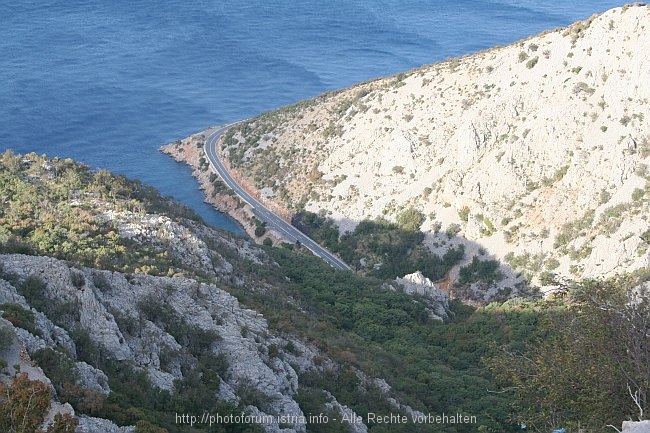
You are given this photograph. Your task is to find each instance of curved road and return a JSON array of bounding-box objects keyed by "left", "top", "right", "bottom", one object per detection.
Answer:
[{"left": 204, "top": 125, "right": 351, "bottom": 271}]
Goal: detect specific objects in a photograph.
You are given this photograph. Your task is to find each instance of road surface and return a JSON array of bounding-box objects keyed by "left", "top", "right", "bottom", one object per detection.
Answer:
[{"left": 204, "top": 125, "right": 351, "bottom": 271}]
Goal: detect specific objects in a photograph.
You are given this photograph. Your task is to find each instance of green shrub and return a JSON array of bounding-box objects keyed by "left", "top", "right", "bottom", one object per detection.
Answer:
[
  {"left": 396, "top": 207, "right": 425, "bottom": 232},
  {"left": 458, "top": 257, "right": 502, "bottom": 286},
  {"left": 267, "top": 344, "right": 280, "bottom": 358},
  {"left": 17, "top": 276, "right": 48, "bottom": 313},
  {"left": 92, "top": 271, "right": 112, "bottom": 292},
  {"left": 0, "top": 304, "right": 42, "bottom": 337},
  {"left": 446, "top": 223, "right": 461, "bottom": 238},
  {"left": 254, "top": 225, "right": 267, "bottom": 237},
  {"left": 479, "top": 216, "right": 497, "bottom": 237},
  {"left": 553, "top": 165, "right": 569, "bottom": 181},
  {"left": 526, "top": 56, "right": 539, "bottom": 69},
  {"left": 554, "top": 210, "right": 595, "bottom": 248},
  {"left": 32, "top": 348, "right": 79, "bottom": 393},
  {"left": 545, "top": 258, "right": 560, "bottom": 270},
  {"left": 599, "top": 189, "right": 611, "bottom": 204},
  {"left": 70, "top": 270, "right": 85, "bottom": 289},
  {"left": 573, "top": 82, "right": 595, "bottom": 95},
  {"left": 292, "top": 211, "right": 339, "bottom": 249},
  {"left": 458, "top": 206, "right": 470, "bottom": 222},
  {"left": 0, "top": 324, "right": 13, "bottom": 352}
]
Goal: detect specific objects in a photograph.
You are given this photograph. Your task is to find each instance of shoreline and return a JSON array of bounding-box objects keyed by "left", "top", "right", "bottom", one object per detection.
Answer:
[{"left": 159, "top": 129, "right": 287, "bottom": 246}]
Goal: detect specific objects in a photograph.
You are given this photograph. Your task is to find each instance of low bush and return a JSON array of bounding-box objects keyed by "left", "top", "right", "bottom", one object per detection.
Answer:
[{"left": 0, "top": 303, "right": 42, "bottom": 337}]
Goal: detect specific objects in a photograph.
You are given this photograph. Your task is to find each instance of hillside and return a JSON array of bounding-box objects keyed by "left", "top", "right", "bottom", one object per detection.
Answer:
[
  {"left": 211, "top": 4, "right": 650, "bottom": 291},
  {"left": 1, "top": 155, "right": 648, "bottom": 431},
  {"left": 1, "top": 150, "right": 537, "bottom": 432}
]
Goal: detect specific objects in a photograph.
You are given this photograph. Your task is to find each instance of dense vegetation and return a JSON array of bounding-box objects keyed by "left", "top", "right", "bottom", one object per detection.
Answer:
[
  {"left": 228, "top": 247, "right": 565, "bottom": 432},
  {"left": 0, "top": 150, "right": 208, "bottom": 277},
  {"left": 226, "top": 226, "right": 650, "bottom": 432},
  {"left": 488, "top": 275, "right": 650, "bottom": 432},
  {"left": 292, "top": 210, "right": 464, "bottom": 281}
]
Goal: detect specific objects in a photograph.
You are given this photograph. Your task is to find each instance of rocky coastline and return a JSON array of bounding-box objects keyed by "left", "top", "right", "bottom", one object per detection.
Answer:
[{"left": 160, "top": 130, "right": 287, "bottom": 246}]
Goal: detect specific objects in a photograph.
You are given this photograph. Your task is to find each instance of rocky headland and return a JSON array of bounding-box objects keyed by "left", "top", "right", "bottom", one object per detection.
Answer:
[
  {"left": 161, "top": 131, "right": 288, "bottom": 247},
  {"left": 177, "top": 4, "right": 650, "bottom": 295}
]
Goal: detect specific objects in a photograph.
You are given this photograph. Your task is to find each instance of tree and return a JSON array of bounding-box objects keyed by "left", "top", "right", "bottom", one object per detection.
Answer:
[
  {"left": 46, "top": 414, "right": 79, "bottom": 433},
  {"left": 0, "top": 323, "right": 13, "bottom": 352},
  {"left": 486, "top": 276, "right": 650, "bottom": 431},
  {"left": 1, "top": 149, "right": 21, "bottom": 173},
  {"left": 396, "top": 207, "right": 425, "bottom": 232},
  {"left": 135, "top": 420, "right": 169, "bottom": 433},
  {"left": 571, "top": 277, "right": 650, "bottom": 421},
  {"left": 0, "top": 373, "right": 78, "bottom": 433}
]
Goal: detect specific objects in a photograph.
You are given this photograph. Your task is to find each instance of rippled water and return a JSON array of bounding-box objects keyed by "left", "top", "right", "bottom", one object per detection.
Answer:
[{"left": 0, "top": 0, "right": 623, "bottom": 231}]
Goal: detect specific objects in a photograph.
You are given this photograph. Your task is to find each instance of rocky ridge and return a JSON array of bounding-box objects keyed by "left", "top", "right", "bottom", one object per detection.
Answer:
[
  {"left": 0, "top": 253, "right": 321, "bottom": 432},
  {"left": 0, "top": 206, "right": 434, "bottom": 432},
  {"left": 208, "top": 4, "right": 650, "bottom": 289}
]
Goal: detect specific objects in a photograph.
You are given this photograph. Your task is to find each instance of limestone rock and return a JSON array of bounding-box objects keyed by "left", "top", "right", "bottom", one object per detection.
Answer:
[
  {"left": 75, "top": 362, "right": 110, "bottom": 396},
  {"left": 0, "top": 253, "right": 313, "bottom": 433},
  {"left": 76, "top": 416, "right": 135, "bottom": 433},
  {"left": 324, "top": 391, "right": 368, "bottom": 433},
  {"left": 394, "top": 271, "right": 449, "bottom": 321}
]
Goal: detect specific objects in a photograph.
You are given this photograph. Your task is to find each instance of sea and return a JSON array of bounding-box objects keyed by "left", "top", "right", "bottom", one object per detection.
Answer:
[{"left": 0, "top": 0, "right": 624, "bottom": 232}]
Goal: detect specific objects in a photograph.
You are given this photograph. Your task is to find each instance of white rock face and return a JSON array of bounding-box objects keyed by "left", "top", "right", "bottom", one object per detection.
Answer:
[
  {"left": 394, "top": 271, "right": 449, "bottom": 320},
  {"left": 76, "top": 362, "right": 110, "bottom": 395},
  {"left": 76, "top": 416, "right": 135, "bottom": 433},
  {"left": 323, "top": 391, "right": 368, "bottom": 433},
  {"left": 219, "top": 4, "right": 650, "bottom": 288},
  {"left": 100, "top": 210, "right": 220, "bottom": 274}
]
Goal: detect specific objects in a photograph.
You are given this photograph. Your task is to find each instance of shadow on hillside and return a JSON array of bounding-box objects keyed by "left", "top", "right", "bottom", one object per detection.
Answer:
[{"left": 287, "top": 212, "right": 528, "bottom": 304}]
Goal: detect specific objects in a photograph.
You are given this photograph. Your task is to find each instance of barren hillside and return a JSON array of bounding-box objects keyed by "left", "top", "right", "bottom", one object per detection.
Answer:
[{"left": 217, "top": 4, "right": 650, "bottom": 287}]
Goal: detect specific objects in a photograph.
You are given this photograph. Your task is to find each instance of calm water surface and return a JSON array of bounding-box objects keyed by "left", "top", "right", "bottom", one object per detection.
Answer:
[{"left": 0, "top": 0, "right": 624, "bottom": 231}]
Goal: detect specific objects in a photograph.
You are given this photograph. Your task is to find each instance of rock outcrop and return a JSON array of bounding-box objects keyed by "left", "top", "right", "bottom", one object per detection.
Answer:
[
  {"left": 3, "top": 248, "right": 426, "bottom": 433},
  {"left": 393, "top": 272, "right": 449, "bottom": 321},
  {"left": 0, "top": 253, "right": 311, "bottom": 432}
]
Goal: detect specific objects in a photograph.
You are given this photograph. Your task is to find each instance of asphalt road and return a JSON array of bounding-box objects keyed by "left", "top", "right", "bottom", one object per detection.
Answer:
[{"left": 204, "top": 125, "right": 352, "bottom": 271}]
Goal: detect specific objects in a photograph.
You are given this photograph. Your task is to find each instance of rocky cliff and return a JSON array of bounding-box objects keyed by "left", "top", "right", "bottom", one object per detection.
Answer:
[
  {"left": 212, "top": 4, "right": 650, "bottom": 288},
  {"left": 0, "top": 253, "right": 309, "bottom": 432}
]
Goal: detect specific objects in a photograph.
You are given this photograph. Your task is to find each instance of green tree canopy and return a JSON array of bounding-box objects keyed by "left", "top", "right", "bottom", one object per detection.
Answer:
[{"left": 486, "top": 276, "right": 650, "bottom": 431}]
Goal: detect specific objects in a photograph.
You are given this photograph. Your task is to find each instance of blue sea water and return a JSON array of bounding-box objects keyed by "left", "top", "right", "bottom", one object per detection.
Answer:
[{"left": 0, "top": 0, "right": 624, "bottom": 232}]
